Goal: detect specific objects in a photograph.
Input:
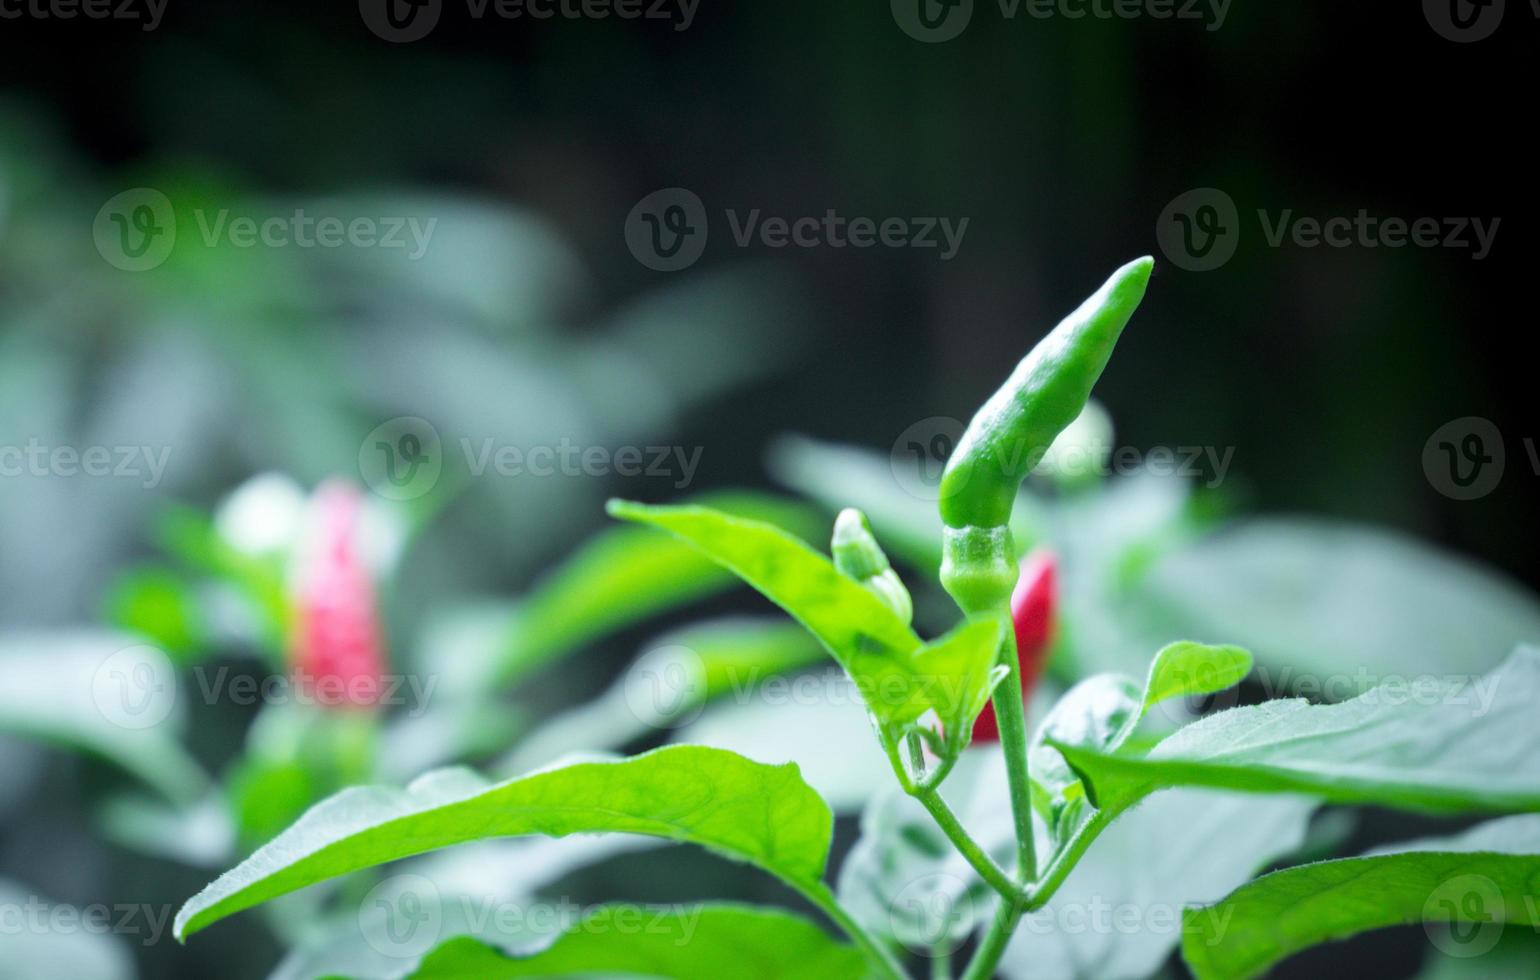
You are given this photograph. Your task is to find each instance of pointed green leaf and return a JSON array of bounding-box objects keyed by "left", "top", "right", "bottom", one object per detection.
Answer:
[
  {"left": 1182, "top": 815, "right": 1540, "bottom": 980},
  {"left": 607, "top": 501, "right": 945, "bottom": 742},
  {"left": 408, "top": 904, "right": 864, "bottom": 980},
  {"left": 1141, "top": 641, "right": 1252, "bottom": 712},
  {"left": 493, "top": 492, "right": 820, "bottom": 686},
  {"left": 1054, "top": 646, "right": 1540, "bottom": 815},
  {"left": 914, "top": 617, "right": 1007, "bottom": 747},
  {"left": 175, "top": 745, "right": 831, "bottom": 941}
]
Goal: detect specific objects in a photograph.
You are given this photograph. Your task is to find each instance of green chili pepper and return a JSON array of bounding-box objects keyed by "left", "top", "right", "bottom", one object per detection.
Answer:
[
  {"left": 832, "top": 507, "right": 913, "bottom": 624},
  {"left": 940, "top": 256, "right": 1153, "bottom": 613}
]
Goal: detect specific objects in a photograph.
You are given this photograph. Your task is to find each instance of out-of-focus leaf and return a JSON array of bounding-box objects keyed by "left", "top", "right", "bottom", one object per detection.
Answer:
[
  {"left": 101, "top": 567, "right": 204, "bottom": 662},
  {"left": 0, "top": 880, "right": 136, "bottom": 980},
  {"left": 407, "top": 904, "right": 863, "bottom": 980},
  {"left": 175, "top": 745, "right": 832, "bottom": 939},
  {"left": 1182, "top": 815, "right": 1540, "bottom": 980},
  {"left": 502, "top": 617, "right": 824, "bottom": 775},
  {"left": 97, "top": 793, "right": 235, "bottom": 868},
  {"left": 670, "top": 669, "right": 891, "bottom": 812},
  {"left": 1146, "top": 518, "right": 1540, "bottom": 688},
  {"left": 451, "top": 492, "right": 820, "bottom": 694},
  {"left": 270, "top": 836, "right": 656, "bottom": 979},
  {"left": 1054, "top": 646, "right": 1540, "bottom": 816},
  {"left": 0, "top": 631, "right": 206, "bottom": 802},
  {"left": 998, "top": 790, "right": 1316, "bottom": 980},
  {"left": 767, "top": 435, "right": 945, "bottom": 573}
]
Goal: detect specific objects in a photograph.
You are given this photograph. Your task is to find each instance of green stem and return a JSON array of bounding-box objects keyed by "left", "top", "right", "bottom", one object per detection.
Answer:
[
  {"left": 958, "top": 614, "right": 1035, "bottom": 980},
  {"left": 1023, "top": 807, "right": 1119, "bottom": 910},
  {"left": 931, "top": 943, "right": 953, "bottom": 980},
  {"left": 913, "top": 788, "right": 1022, "bottom": 903},
  {"left": 960, "top": 892, "right": 1024, "bottom": 980},
  {"left": 988, "top": 616, "right": 1036, "bottom": 881},
  {"left": 797, "top": 881, "right": 909, "bottom": 980}
]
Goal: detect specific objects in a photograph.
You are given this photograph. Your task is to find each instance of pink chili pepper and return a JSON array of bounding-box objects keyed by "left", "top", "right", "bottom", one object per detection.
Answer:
[
  {"left": 290, "top": 480, "right": 386, "bottom": 710},
  {"left": 972, "top": 550, "right": 1056, "bottom": 743}
]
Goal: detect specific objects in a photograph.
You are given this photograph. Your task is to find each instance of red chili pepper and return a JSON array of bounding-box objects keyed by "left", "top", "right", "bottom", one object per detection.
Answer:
[
  {"left": 289, "top": 480, "right": 386, "bottom": 709},
  {"left": 972, "top": 550, "right": 1056, "bottom": 743}
]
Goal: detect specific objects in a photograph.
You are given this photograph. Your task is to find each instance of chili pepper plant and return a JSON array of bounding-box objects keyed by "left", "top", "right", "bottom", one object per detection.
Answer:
[{"left": 167, "top": 259, "right": 1540, "bottom": 980}]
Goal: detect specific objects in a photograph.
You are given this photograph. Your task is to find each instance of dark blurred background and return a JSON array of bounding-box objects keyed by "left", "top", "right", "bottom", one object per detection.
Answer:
[
  {"left": 2, "top": 3, "right": 1536, "bottom": 978},
  {"left": 4, "top": 1, "right": 1534, "bottom": 598}
]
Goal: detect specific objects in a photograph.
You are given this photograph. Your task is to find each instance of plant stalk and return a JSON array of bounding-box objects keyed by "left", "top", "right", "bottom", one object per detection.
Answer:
[
  {"left": 958, "top": 612, "right": 1035, "bottom": 980},
  {"left": 913, "top": 788, "right": 1021, "bottom": 903},
  {"left": 797, "top": 881, "right": 909, "bottom": 980}
]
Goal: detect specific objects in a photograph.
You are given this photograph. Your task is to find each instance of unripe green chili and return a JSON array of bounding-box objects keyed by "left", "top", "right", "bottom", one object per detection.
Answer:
[
  {"left": 832, "top": 507, "right": 913, "bottom": 624},
  {"left": 940, "top": 256, "right": 1153, "bottom": 613}
]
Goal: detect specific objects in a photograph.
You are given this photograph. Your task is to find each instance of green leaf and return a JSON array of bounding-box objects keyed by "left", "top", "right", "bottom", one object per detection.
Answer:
[
  {"left": 914, "top": 618, "right": 1008, "bottom": 750},
  {"left": 175, "top": 745, "right": 831, "bottom": 940},
  {"left": 491, "top": 492, "right": 819, "bottom": 688},
  {"left": 1029, "top": 675, "right": 1141, "bottom": 842},
  {"left": 1182, "top": 815, "right": 1540, "bottom": 980},
  {"left": 407, "top": 903, "right": 865, "bottom": 980},
  {"left": 0, "top": 631, "right": 207, "bottom": 802},
  {"left": 1140, "top": 641, "right": 1252, "bottom": 712},
  {"left": 1146, "top": 518, "right": 1540, "bottom": 689},
  {"left": 1053, "top": 646, "right": 1540, "bottom": 815},
  {"left": 1029, "top": 642, "right": 1249, "bottom": 846},
  {"left": 607, "top": 501, "right": 958, "bottom": 744}
]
